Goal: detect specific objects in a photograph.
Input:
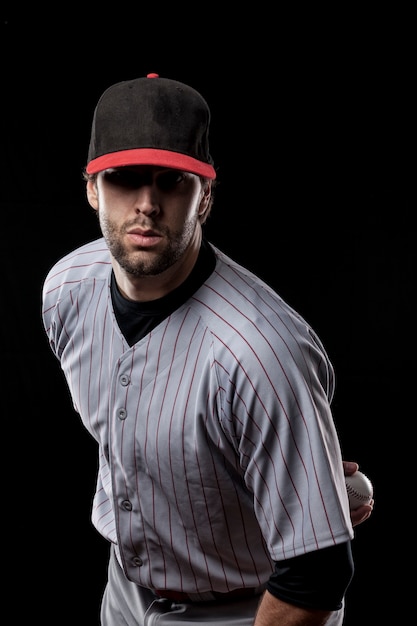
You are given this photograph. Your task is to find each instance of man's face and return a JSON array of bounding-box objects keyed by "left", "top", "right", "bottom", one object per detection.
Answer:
[{"left": 87, "top": 166, "right": 208, "bottom": 279}]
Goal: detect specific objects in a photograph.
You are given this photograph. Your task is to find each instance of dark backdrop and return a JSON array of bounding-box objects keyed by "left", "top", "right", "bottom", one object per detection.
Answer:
[{"left": 1, "top": 10, "right": 414, "bottom": 625}]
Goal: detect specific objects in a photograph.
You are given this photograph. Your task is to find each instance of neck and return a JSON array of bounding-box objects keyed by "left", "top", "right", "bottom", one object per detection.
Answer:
[{"left": 113, "top": 232, "right": 202, "bottom": 302}]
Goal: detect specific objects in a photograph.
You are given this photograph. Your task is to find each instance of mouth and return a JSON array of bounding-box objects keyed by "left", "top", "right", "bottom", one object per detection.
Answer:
[{"left": 126, "top": 227, "right": 162, "bottom": 248}]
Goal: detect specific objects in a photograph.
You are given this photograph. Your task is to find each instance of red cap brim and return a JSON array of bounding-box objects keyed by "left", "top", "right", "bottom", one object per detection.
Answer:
[{"left": 86, "top": 148, "right": 216, "bottom": 179}]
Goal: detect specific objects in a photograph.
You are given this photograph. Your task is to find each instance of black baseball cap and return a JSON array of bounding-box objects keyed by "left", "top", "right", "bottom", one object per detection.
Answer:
[{"left": 86, "top": 73, "right": 216, "bottom": 179}]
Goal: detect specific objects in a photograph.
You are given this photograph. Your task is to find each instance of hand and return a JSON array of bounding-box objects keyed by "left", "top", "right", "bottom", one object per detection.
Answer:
[{"left": 343, "top": 461, "right": 374, "bottom": 527}]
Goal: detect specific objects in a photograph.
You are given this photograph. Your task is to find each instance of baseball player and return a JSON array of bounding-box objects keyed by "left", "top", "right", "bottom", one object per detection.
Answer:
[{"left": 41, "top": 74, "right": 372, "bottom": 625}]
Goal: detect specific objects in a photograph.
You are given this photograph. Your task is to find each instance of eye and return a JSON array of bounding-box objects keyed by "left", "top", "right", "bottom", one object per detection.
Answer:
[
  {"left": 103, "top": 169, "right": 144, "bottom": 189},
  {"left": 156, "top": 170, "right": 185, "bottom": 191}
]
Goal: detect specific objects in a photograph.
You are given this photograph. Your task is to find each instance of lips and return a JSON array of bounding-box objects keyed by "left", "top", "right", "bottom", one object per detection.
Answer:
[
  {"left": 126, "top": 228, "right": 162, "bottom": 247},
  {"left": 127, "top": 226, "right": 159, "bottom": 237}
]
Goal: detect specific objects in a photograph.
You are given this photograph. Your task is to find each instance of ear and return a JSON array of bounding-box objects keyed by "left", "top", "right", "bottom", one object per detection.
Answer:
[
  {"left": 86, "top": 179, "right": 99, "bottom": 210},
  {"left": 198, "top": 181, "right": 211, "bottom": 217}
]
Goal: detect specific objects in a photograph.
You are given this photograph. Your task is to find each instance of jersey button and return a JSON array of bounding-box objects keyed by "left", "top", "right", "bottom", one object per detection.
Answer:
[
  {"left": 119, "top": 374, "right": 130, "bottom": 386},
  {"left": 117, "top": 408, "right": 128, "bottom": 420},
  {"left": 133, "top": 556, "right": 143, "bottom": 567},
  {"left": 121, "top": 499, "right": 133, "bottom": 511}
]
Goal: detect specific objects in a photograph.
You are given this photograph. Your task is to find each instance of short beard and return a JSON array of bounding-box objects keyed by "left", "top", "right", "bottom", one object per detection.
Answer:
[{"left": 99, "top": 213, "right": 198, "bottom": 277}]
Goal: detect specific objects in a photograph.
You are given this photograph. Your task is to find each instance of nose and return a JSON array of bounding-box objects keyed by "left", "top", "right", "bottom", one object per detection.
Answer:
[{"left": 134, "top": 185, "right": 159, "bottom": 217}]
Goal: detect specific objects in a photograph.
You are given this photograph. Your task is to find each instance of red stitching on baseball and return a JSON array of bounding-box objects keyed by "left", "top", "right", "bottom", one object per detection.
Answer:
[{"left": 346, "top": 484, "right": 370, "bottom": 501}]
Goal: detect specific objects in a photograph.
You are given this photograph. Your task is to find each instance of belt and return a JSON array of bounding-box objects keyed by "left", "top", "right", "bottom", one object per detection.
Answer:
[{"left": 154, "top": 586, "right": 264, "bottom": 603}]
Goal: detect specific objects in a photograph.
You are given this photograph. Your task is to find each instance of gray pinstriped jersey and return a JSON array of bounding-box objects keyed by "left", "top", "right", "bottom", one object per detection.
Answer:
[{"left": 42, "top": 238, "right": 353, "bottom": 594}]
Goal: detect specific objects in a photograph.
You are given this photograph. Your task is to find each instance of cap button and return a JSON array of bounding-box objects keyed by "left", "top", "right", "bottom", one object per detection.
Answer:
[{"left": 147, "top": 73, "right": 159, "bottom": 78}]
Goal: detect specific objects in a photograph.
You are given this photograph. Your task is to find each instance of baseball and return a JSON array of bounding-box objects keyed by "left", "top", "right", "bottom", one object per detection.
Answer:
[{"left": 345, "top": 470, "right": 373, "bottom": 510}]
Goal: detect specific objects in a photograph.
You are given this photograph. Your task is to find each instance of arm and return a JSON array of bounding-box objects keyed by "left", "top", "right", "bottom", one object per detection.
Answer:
[
  {"left": 253, "top": 541, "right": 353, "bottom": 626},
  {"left": 254, "top": 591, "right": 332, "bottom": 626}
]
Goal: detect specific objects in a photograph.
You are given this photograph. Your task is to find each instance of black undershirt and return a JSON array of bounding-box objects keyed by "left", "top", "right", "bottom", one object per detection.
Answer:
[
  {"left": 267, "top": 541, "right": 354, "bottom": 610},
  {"left": 110, "top": 239, "right": 354, "bottom": 610},
  {"left": 111, "top": 238, "right": 216, "bottom": 347}
]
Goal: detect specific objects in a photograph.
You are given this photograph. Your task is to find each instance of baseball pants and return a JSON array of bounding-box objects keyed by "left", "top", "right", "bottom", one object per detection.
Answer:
[
  {"left": 100, "top": 545, "right": 262, "bottom": 625},
  {"left": 100, "top": 545, "right": 345, "bottom": 625}
]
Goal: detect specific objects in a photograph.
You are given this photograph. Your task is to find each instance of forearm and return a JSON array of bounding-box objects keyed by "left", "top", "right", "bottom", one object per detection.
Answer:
[{"left": 254, "top": 590, "right": 332, "bottom": 626}]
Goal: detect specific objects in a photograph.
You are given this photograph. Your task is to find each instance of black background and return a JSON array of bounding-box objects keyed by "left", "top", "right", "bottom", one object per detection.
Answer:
[{"left": 1, "top": 9, "right": 414, "bottom": 625}]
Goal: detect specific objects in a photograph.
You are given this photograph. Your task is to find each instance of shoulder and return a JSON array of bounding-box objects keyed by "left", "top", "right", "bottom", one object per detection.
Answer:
[
  {"left": 42, "top": 237, "right": 111, "bottom": 308},
  {"left": 44, "top": 237, "right": 110, "bottom": 283},
  {"left": 195, "top": 244, "right": 334, "bottom": 381},
  {"left": 198, "top": 244, "right": 307, "bottom": 334}
]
